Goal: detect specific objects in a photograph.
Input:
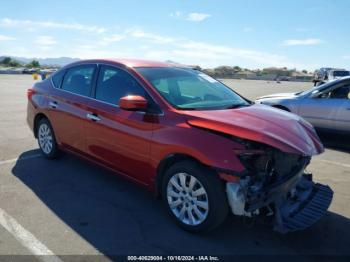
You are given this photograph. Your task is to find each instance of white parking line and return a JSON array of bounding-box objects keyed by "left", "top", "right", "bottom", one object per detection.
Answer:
[
  {"left": 0, "top": 208, "right": 62, "bottom": 262},
  {"left": 318, "top": 159, "right": 350, "bottom": 169},
  {"left": 0, "top": 154, "right": 42, "bottom": 166}
]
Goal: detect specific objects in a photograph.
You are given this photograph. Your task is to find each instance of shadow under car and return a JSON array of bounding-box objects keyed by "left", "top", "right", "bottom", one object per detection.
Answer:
[{"left": 10, "top": 149, "right": 350, "bottom": 256}]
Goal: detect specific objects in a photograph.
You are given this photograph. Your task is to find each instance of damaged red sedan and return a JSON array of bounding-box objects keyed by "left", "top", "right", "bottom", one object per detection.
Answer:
[{"left": 27, "top": 59, "right": 333, "bottom": 233}]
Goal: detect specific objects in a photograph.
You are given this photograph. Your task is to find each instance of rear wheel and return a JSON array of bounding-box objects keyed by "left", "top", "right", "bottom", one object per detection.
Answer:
[
  {"left": 162, "top": 160, "right": 228, "bottom": 232},
  {"left": 37, "top": 118, "right": 60, "bottom": 159}
]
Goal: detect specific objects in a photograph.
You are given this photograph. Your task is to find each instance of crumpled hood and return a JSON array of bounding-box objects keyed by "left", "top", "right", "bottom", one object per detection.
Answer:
[
  {"left": 184, "top": 104, "right": 324, "bottom": 156},
  {"left": 257, "top": 93, "right": 297, "bottom": 100}
]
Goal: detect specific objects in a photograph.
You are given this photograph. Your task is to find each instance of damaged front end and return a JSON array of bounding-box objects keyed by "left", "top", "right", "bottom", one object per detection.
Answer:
[{"left": 226, "top": 140, "right": 333, "bottom": 233}]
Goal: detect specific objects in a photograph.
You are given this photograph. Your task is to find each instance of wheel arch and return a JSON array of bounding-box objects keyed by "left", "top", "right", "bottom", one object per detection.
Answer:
[
  {"left": 155, "top": 153, "right": 206, "bottom": 198},
  {"left": 33, "top": 113, "right": 49, "bottom": 138}
]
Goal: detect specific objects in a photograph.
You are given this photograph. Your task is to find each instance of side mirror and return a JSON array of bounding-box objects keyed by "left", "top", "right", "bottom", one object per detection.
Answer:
[{"left": 119, "top": 95, "right": 148, "bottom": 111}]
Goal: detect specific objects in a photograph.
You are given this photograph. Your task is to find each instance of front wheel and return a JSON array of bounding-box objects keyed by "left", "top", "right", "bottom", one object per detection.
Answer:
[
  {"left": 37, "top": 118, "right": 60, "bottom": 159},
  {"left": 162, "top": 161, "right": 229, "bottom": 232}
]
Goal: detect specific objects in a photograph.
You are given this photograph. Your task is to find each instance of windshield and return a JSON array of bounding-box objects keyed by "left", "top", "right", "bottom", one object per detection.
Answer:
[
  {"left": 333, "top": 71, "right": 350, "bottom": 77},
  {"left": 136, "top": 67, "right": 250, "bottom": 110}
]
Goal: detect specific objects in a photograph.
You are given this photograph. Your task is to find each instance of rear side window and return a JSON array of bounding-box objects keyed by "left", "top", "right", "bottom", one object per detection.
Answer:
[
  {"left": 61, "top": 65, "right": 96, "bottom": 96},
  {"left": 95, "top": 65, "right": 146, "bottom": 105},
  {"left": 51, "top": 69, "right": 65, "bottom": 88}
]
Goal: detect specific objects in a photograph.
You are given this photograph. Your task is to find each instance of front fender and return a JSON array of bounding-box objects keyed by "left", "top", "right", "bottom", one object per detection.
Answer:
[{"left": 150, "top": 124, "right": 246, "bottom": 175}]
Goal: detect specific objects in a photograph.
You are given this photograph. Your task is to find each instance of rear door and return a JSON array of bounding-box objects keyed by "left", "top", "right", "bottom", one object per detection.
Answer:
[
  {"left": 48, "top": 64, "right": 97, "bottom": 153},
  {"left": 84, "top": 65, "right": 157, "bottom": 184}
]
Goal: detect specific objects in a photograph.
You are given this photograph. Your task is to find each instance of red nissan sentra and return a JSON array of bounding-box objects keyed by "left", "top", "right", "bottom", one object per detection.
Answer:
[{"left": 27, "top": 59, "right": 333, "bottom": 233}]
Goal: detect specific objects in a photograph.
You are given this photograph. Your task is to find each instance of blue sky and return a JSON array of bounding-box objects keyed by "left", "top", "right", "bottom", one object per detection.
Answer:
[{"left": 0, "top": 0, "right": 349, "bottom": 70}]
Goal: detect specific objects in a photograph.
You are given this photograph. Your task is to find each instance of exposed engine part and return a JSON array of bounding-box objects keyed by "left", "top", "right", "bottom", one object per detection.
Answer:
[
  {"left": 226, "top": 179, "right": 259, "bottom": 217},
  {"left": 235, "top": 139, "right": 311, "bottom": 182},
  {"left": 226, "top": 182, "right": 246, "bottom": 216},
  {"left": 225, "top": 138, "right": 333, "bottom": 233},
  {"left": 225, "top": 172, "right": 333, "bottom": 233}
]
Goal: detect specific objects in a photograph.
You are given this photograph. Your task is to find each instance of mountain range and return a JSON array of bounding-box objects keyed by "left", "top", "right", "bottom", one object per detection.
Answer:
[{"left": 0, "top": 56, "right": 80, "bottom": 66}]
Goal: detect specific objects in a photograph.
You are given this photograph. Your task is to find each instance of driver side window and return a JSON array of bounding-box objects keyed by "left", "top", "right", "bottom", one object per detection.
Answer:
[
  {"left": 95, "top": 65, "right": 146, "bottom": 105},
  {"left": 330, "top": 85, "right": 350, "bottom": 99},
  {"left": 318, "top": 83, "right": 350, "bottom": 99}
]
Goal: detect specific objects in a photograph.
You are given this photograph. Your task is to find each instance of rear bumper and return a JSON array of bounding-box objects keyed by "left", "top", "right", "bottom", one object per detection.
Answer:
[{"left": 26, "top": 101, "right": 35, "bottom": 133}]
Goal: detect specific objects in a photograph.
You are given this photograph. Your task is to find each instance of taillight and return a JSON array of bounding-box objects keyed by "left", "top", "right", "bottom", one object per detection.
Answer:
[{"left": 27, "top": 88, "right": 35, "bottom": 99}]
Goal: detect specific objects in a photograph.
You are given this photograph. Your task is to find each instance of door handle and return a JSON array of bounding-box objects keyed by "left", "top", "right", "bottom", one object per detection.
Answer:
[
  {"left": 49, "top": 101, "right": 58, "bottom": 109},
  {"left": 86, "top": 113, "right": 101, "bottom": 122}
]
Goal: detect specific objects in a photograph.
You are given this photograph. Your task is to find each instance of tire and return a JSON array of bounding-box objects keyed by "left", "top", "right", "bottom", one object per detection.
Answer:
[
  {"left": 36, "top": 118, "right": 60, "bottom": 159},
  {"left": 162, "top": 160, "right": 229, "bottom": 232}
]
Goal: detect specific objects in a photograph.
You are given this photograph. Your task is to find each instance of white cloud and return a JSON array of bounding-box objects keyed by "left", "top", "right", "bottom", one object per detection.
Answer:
[
  {"left": 34, "top": 36, "right": 57, "bottom": 45},
  {"left": 37, "top": 29, "right": 317, "bottom": 69},
  {"left": 98, "top": 34, "right": 125, "bottom": 46},
  {"left": 0, "top": 18, "right": 107, "bottom": 34},
  {"left": 72, "top": 44, "right": 135, "bottom": 59},
  {"left": 174, "top": 41, "right": 296, "bottom": 67},
  {"left": 127, "top": 29, "right": 175, "bottom": 44},
  {"left": 0, "top": 34, "right": 15, "bottom": 41},
  {"left": 170, "top": 11, "right": 211, "bottom": 22},
  {"left": 342, "top": 55, "right": 350, "bottom": 60},
  {"left": 142, "top": 39, "right": 312, "bottom": 69},
  {"left": 186, "top": 13, "right": 211, "bottom": 22},
  {"left": 0, "top": 17, "right": 318, "bottom": 70},
  {"left": 283, "top": 38, "right": 323, "bottom": 46}
]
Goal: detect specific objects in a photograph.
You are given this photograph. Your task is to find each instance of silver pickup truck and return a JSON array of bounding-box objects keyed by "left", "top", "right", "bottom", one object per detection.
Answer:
[{"left": 314, "top": 68, "right": 350, "bottom": 86}]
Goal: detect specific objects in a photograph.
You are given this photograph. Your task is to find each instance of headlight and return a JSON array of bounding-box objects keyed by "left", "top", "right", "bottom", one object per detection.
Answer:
[{"left": 234, "top": 149, "right": 274, "bottom": 174}]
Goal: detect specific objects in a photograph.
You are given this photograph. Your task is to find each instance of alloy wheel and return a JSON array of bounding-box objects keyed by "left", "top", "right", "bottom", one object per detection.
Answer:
[
  {"left": 167, "top": 172, "right": 209, "bottom": 225},
  {"left": 38, "top": 123, "right": 53, "bottom": 154}
]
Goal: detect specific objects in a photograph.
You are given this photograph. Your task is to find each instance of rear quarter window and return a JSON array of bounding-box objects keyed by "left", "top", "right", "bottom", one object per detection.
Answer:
[
  {"left": 51, "top": 69, "right": 66, "bottom": 88},
  {"left": 61, "top": 65, "right": 96, "bottom": 96}
]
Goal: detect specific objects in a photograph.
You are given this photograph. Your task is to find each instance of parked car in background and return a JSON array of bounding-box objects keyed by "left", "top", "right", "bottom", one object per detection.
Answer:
[
  {"left": 256, "top": 76, "right": 350, "bottom": 133},
  {"left": 22, "top": 68, "right": 39, "bottom": 74},
  {"left": 313, "top": 67, "right": 349, "bottom": 86},
  {"left": 27, "top": 59, "right": 333, "bottom": 233},
  {"left": 328, "top": 69, "right": 350, "bottom": 80}
]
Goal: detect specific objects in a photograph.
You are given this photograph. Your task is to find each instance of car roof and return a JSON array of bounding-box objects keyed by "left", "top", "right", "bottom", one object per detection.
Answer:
[
  {"left": 298, "top": 76, "right": 350, "bottom": 96},
  {"left": 314, "top": 76, "right": 350, "bottom": 89},
  {"left": 66, "top": 58, "right": 187, "bottom": 68}
]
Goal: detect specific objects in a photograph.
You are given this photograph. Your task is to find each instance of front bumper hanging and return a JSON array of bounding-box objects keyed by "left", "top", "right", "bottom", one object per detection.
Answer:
[
  {"left": 226, "top": 173, "right": 334, "bottom": 233},
  {"left": 273, "top": 176, "right": 333, "bottom": 233}
]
